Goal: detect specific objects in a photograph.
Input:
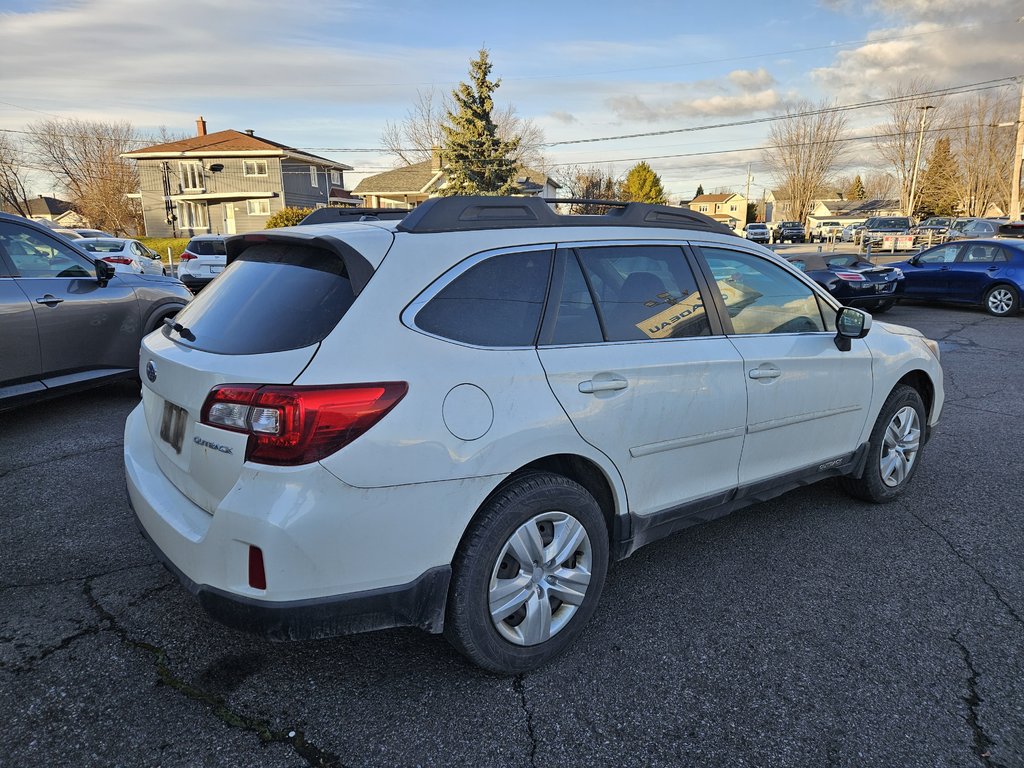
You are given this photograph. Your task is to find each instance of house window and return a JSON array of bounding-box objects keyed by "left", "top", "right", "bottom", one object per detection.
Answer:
[
  {"left": 177, "top": 201, "right": 208, "bottom": 229},
  {"left": 699, "top": 205, "right": 708, "bottom": 212},
  {"left": 309, "top": 166, "right": 318, "bottom": 187},
  {"left": 730, "top": 205, "right": 737, "bottom": 212},
  {"left": 243, "top": 160, "right": 268, "bottom": 176},
  {"left": 179, "top": 162, "right": 204, "bottom": 191},
  {"left": 246, "top": 199, "right": 271, "bottom": 216},
  {"left": 330, "top": 170, "right": 341, "bottom": 185}
]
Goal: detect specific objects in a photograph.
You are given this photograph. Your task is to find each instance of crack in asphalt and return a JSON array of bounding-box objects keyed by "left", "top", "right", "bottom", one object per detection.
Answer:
[
  {"left": 910, "top": 511, "right": 1024, "bottom": 629},
  {"left": 82, "top": 577, "right": 349, "bottom": 768},
  {"left": 513, "top": 674, "right": 539, "bottom": 768},
  {"left": 0, "top": 441, "right": 121, "bottom": 481},
  {"left": 945, "top": 401, "right": 1024, "bottom": 419},
  {"left": 0, "top": 624, "right": 102, "bottom": 673},
  {"left": 0, "top": 561, "right": 156, "bottom": 592},
  {"left": 951, "top": 635, "right": 1006, "bottom": 768}
]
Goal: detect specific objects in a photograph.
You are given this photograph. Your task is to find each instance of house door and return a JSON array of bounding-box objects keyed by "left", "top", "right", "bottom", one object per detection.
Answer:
[{"left": 224, "top": 203, "right": 236, "bottom": 234}]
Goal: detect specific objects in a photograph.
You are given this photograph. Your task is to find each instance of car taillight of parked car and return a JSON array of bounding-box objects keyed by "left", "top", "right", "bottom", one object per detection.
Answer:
[
  {"left": 834, "top": 271, "right": 866, "bottom": 282},
  {"left": 200, "top": 383, "right": 408, "bottom": 465},
  {"left": 179, "top": 252, "right": 197, "bottom": 261},
  {"left": 102, "top": 256, "right": 133, "bottom": 265}
]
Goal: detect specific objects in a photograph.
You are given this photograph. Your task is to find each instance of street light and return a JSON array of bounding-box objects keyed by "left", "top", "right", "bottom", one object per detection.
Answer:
[{"left": 906, "top": 105, "right": 934, "bottom": 218}]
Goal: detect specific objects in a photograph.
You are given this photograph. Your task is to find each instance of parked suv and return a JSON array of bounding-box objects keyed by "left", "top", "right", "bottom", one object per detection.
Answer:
[
  {"left": 772, "top": 221, "right": 805, "bottom": 243},
  {"left": 177, "top": 234, "right": 227, "bottom": 292},
  {"left": 124, "top": 197, "right": 944, "bottom": 673},
  {"left": 743, "top": 222, "right": 770, "bottom": 244},
  {"left": 861, "top": 217, "right": 912, "bottom": 247},
  {"left": 0, "top": 213, "right": 192, "bottom": 408}
]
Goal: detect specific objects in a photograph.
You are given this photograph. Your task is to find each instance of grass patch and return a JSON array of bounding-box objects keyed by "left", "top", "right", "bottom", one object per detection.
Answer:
[{"left": 139, "top": 237, "right": 190, "bottom": 259}]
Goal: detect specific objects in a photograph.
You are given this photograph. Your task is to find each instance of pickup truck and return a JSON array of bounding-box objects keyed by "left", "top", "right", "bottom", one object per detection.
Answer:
[
  {"left": 809, "top": 220, "right": 843, "bottom": 242},
  {"left": 772, "top": 221, "right": 805, "bottom": 243}
]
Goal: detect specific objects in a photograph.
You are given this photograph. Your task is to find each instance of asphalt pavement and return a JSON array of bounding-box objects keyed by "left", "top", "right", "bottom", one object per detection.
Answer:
[{"left": 1, "top": 304, "right": 1022, "bottom": 767}]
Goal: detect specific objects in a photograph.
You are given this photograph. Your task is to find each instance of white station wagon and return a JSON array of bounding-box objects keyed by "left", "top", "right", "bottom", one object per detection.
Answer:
[{"left": 124, "top": 197, "right": 944, "bottom": 673}]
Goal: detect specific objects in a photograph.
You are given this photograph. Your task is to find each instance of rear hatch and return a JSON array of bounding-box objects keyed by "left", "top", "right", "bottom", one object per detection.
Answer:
[
  {"left": 138, "top": 227, "right": 393, "bottom": 513},
  {"left": 183, "top": 238, "right": 227, "bottom": 278}
]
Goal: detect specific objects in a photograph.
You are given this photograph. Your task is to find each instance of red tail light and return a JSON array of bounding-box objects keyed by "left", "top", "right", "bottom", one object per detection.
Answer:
[
  {"left": 200, "top": 383, "right": 408, "bottom": 466},
  {"left": 834, "top": 271, "right": 866, "bottom": 282},
  {"left": 102, "top": 256, "right": 132, "bottom": 264},
  {"left": 248, "top": 545, "right": 267, "bottom": 589},
  {"left": 178, "top": 252, "right": 197, "bottom": 261}
]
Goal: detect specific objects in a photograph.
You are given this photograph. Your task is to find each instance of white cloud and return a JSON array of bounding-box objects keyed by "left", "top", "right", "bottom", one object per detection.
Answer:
[{"left": 728, "top": 68, "right": 776, "bottom": 92}]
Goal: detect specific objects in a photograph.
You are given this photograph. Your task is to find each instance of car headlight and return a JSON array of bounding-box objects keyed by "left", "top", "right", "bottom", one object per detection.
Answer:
[{"left": 892, "top": 268, "right": 904, "bottom": 279}]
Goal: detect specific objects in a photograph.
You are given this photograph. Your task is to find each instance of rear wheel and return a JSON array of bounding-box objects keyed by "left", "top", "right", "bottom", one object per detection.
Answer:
[
  {"left": 841, "top": 385, "right": 925, "bottom": 503},
  {"left": 984, "top": 284, "right": 1018, "bottom": 317},
  {"left": 444, "top": 473, "right": 609, "bottom": 674}
]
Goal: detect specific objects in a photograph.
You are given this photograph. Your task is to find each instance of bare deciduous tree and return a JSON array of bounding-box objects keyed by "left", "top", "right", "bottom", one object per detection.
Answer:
[
  {"left": 948, "top": 90, "right": 1016, "bottom": 216},
  {"left": 763, "top": 100, "right": 848, "bottom": 225},
  {"left": 873, "top": 77, "right": 943, "bottom": 215},
  {"left": 862, "top": 170, "right": 897, "bottom": 201},
  {"left": 381, "top": 87, "right": 547, "bottom": 171},
  {"left": 554, "top": 165, "right": 620, "bottom": 213},
  {"left": 28, "top": 119, "right": 143, "bottom": 235},
  {"left": 0, "top": 133, "right": 33, "bottom": 217}
]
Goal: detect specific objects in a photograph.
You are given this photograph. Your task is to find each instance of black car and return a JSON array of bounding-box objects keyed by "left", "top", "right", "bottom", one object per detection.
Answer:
[
  {"left": 0, "top": 212, "right": 193, "bottom": 408},
  {"left": 911, "top": 216, "right": 952, "bottom": 241},
  {"left": 785, "top": 253, "right": 903, "bottom": 313},
  {"left": 862, "top": 217, "right": 912, "bottom": 247},
  {"left": 773, "top": 221, "right": 805, "bottom": 243}
]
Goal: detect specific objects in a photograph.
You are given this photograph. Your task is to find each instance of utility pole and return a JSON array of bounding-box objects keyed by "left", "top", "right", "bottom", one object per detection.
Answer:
[
  {"left": 744, "top": 164, "right": 753, "bottom": 224},
  {"left": 1010, "top": 76, "right": 1024, "bottom": 222},
  {"left": 906, "top": 104, "right": 934, "bottom": 219}
]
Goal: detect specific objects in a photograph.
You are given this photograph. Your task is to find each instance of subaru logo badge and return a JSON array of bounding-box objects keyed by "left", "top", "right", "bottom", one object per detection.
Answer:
[{"left": 146, "top": 360, "right": 157, "bottom": 383}]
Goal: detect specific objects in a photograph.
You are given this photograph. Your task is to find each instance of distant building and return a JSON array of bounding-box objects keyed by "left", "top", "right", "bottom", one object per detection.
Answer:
[
  {"left": 807, "top": 199, "right": 902, "bottom": 228},
  {"left": 3, "top": 195, "right": 88, "bottom": 227},
  {"left": 684, "top": 193, "right": 747, "bottom": 230},
  {"left": 354, "top": 150, "right": 560, "bottom": 208},
  {"left": 122, "top": 116, "right": 354, "bottom": 237}
]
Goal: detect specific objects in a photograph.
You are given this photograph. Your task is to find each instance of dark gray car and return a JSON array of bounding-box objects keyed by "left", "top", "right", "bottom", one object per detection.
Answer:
[{"left": 0, "top": 213, "right": 193, "bottom": 408}]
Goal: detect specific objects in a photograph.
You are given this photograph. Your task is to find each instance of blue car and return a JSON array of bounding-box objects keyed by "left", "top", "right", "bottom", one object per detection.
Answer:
[{"left": 891, "top": 239, "right": 1024, "bottom": 317}]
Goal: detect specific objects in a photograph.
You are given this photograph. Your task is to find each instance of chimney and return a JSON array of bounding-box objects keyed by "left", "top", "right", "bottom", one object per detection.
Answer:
[
  {"left": 196, "top": 116, "right": 207, "bottom": 137},
  {"left": 431, "top": 146, "right": 443, "bottom": 172},
  {"left": 245, "top": 129, "right": 255, "bottom": 136}
]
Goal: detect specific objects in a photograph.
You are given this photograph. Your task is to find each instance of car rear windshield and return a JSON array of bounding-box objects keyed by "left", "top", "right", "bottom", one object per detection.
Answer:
[
  {"left": 186, "top": 238, "right": 227, "bottom": 256},
  {"left": 167, "top": 242, "right": 356, "bottom": 354}
]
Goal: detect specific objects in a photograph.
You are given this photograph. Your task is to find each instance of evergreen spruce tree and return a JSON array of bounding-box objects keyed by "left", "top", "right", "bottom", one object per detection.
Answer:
[
  {"left": 621, "top": 162, "right": 667, "bottom": 204},
  {"left": 695, "top": 183, "right": 705, "bottom": 197},
  {"left": 847, "top": 174, "right": 867, "bottom": 200},
  {"left": 440, "top": 49, "right": 520, "bottom": 196},
  {"left": 915, "top": 137, "right": 961, "bottom": 217}
]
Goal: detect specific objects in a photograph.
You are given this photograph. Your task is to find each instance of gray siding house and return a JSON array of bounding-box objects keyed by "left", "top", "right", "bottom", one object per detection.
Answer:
[{"left": 123, "top": 117, "right": 354, "bottom": 237}]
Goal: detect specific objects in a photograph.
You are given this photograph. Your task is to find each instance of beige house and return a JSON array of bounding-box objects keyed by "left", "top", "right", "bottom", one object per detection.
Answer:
[
  {"left": 807, "top": 199, "right": 902, "bottom": 229},
  {"left": 354, "top": 152, "right": 560, "bottom": 209},
  {"left": 685, "top": 193, "right": 747, "bottom": 230}
]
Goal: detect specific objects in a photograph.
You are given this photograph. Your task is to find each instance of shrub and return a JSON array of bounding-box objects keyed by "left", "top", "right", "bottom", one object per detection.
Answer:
[{"left": 265, "top": 207, "right": 313, "bottom": 229}]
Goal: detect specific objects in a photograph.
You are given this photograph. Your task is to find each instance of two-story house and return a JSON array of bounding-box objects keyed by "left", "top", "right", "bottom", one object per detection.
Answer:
[
  {"left": 684, "top": 193, "right": 747, "bottom": 230},
  {"left": 122, "top": 117, "right": 354, "bottom": 237}
]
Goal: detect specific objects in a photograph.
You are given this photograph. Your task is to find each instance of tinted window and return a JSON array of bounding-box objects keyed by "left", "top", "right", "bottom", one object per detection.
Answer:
[
  {"left": 187, "top": 238, "right": 226, "bottom": 256},
  {"left": 702, "top": 247, "right": 825, "bottom": 335},
  {"left": 545, "top": 253, "right": 603, "bottom": 345},
  {"left": 919, "top": 244, "right": 959, "bottom": 264},
  {"left": 577, "top": 245, "right": 710, "bottom": 341},
  {"left": 169, "top": 243, "right": 356, "bottom": 354},
  {"left": 0, "top": 222, "right": 93, "bottom": 278},
  {"left": 961, "top": 243, "right": 1005, "bottom": 263},
  {"left": 416, "top": 250, "right": 552, "bottom": 347}
]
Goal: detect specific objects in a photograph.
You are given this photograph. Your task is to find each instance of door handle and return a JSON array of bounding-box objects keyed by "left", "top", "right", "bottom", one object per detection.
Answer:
[
  {"left": 35, "top": 295, "right": 64, "bottom": 306},
  {"left": 578, "top": 378, "right": 628, "bottom": 394},
  {"left": 987, "top": 266, "right": 1000, "bottom": 272},
  {"left": 748, "top": 366, "right": 781, "bottom": 380}
]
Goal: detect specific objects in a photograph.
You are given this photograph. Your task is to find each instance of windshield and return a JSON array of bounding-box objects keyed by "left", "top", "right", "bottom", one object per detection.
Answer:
[{"left": 80, "top": 240, "right": 126, "bottom": 252}]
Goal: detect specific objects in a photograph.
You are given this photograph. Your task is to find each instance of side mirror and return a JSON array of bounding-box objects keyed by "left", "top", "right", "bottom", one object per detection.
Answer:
[
  {"left": 95, "top": 259, "right": 116, "bottom": 286},
  {"left": 835, "top": 307, "right": 871, "bottom": 351}
]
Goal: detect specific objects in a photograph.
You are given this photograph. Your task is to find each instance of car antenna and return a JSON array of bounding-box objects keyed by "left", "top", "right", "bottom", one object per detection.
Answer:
[{"left": 163, "top": 316, "right": 196, "bottom": 342}]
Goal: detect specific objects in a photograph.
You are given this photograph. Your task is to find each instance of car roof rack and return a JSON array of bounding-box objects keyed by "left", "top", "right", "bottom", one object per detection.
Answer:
[
  {"left": 395, "top": 196, "right": 734, "bottom": 235},
  {"left": 300, "top": 207, "right": 410, "bottom": 225}
]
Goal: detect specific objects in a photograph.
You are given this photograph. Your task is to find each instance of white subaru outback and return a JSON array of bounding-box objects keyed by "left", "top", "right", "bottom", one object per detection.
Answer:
[{"left": 124, "top": 197, "right": 943, "bottom": 673}]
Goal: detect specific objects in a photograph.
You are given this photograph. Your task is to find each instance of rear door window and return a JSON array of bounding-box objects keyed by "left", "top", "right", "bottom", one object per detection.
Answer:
[
  {"left": 167, "top": 242, "right": 356, "bottom": 354},
  {"left": 414, "top": 249, "right": 553, "bottom": 347}
]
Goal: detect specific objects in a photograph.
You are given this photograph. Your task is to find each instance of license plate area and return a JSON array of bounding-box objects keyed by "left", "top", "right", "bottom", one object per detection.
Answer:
[
  {"left": 876, "top": 282, "right": 896, "bottom": 293},
  {"left": 159, "top": 400, "right": 189, "bottom": 454}
]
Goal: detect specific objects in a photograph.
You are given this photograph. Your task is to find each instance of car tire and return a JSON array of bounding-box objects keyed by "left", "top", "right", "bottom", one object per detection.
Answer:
[
  {"left": 841, "top": 385, "right": 925, "bottom": 504},
  {"left": 444, "top": 472, "right": 609, "bottom": 674},
  {"left": 983, "top": 284, "right": 1019, "bottom": 317}
]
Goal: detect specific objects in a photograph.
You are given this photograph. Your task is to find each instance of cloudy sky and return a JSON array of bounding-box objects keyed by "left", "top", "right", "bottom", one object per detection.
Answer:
[{"left": 1, "top": 0, "right": 1021, "bottom": 200}]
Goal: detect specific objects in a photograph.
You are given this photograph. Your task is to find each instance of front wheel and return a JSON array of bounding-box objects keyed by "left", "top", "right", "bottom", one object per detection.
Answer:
[
  {"left": 841, "top": 385, "right": 925, "bottom": 503},
  {"left": 984, "top": 284, "right": 1018, "bottom": 317},
  {"left": 444, "top": 473, "right": 609, "bottom": 674}
]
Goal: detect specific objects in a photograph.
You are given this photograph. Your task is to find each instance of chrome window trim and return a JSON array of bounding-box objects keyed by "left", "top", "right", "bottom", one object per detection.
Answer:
[{"left": 401, "top": 243, "right": 556, "bottom": 351}]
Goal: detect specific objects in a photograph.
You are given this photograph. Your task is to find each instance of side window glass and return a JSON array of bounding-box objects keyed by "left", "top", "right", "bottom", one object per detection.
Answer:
[
  {"left": 701, "top": 247, "right": 825, "bottom": 335},
  {"left": 0, "top": 222, "right": 93, "bottom": 278},
  {"left": 546, "top": 253, "right": 603, "bottom": 345},
  {"left": 415, "top": 249, "right": 552, "bottom": 347},
  {"left": 962, "top": 244, "right": 997, "bottom": 263},
  {"left": 577, "top": 245, "right": 710, "bottom": 341},
  {"left": 919, "top": 245, "right": 959, "bottom": 264}
]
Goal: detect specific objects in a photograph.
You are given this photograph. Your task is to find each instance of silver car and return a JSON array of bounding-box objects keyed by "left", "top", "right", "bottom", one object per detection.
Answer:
[{"left": 0, "top": 213, "right": 193, "bottom": 409}]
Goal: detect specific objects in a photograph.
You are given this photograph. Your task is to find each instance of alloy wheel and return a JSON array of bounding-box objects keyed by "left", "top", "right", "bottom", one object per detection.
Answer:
[
  {"left": 880, "top": 406, "right": 921, "bottom": 488},
  {"left": 987, "top": 288, "right": 1014, "bottom": 315}
]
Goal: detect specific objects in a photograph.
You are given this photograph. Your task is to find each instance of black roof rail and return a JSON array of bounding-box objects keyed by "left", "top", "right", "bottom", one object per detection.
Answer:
[
  {"left": 299, "top": 207, "right": 410, "bottom": 225},
  {"left": 395, "top": 195, "right": 735, "bottom": 235}
]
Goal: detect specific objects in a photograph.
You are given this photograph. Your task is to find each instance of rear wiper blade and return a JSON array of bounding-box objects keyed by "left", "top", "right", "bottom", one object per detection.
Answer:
[{"left": 163, "top": 317, "right": 196, "bottom": 342}]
